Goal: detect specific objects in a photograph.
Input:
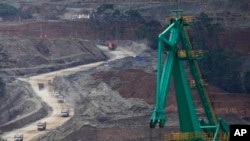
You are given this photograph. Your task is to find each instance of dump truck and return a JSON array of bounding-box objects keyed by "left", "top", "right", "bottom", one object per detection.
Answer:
[
  {"left": 108, "top": 41, "right": 117, "bottom": 50},
  {"left": 48, "top": 79, "right": 52, "bottom": 85},
  {"left": 96, "top": 40, "right": 117, "bottom": 50},
  {"left": 57, "top": 95, "right": 64, "bottom": 103},
  {"left": 14, "top": 134, "right": 23, "bottom": 141},
  {"left": 54, "top": 91, "right": 60, "bottom": 97},
  {"left": 37, "top": 122, "right": 46, "bottom": 131},
  {"left": 61, "top": 108, "right": 69, "bottom": 117},
  {"left": 38, "top": 83, "right": 44, "bottom": 90}
]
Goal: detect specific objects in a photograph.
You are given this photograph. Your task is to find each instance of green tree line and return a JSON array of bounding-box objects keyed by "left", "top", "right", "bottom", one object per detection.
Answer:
[
  {"left": 0, "top": 3, "right": 32, "bottom": 19},
  {"left": 190, "top": 12, "right": 250, "bottom": 94}
]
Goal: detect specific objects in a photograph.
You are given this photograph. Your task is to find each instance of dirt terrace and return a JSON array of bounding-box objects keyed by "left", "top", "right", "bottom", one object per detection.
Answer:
[{"left": 93, "top": 69, "right": 250, "bottom": 118}]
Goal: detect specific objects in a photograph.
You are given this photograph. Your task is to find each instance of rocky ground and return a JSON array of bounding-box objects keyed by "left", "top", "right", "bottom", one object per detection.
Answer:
[
  {"left": 37, "top": 52, "right": 250, "bottom": 140},
  {"left": 0, "top": 38, "right": 107, "bottom": 77},
  {"left": 1, "top": 41, "right": 250, "bottom": 140},
  {"left": 0, "top": 0, "right": 249, "bottom": 140},
  {"left": 0, "top": 80, "right": 50, "bottom": 130}
]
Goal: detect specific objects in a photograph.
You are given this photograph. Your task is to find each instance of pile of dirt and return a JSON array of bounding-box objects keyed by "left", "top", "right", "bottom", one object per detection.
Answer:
[{"left": 93, "top": 69, "right": 156, "bottom": 104}]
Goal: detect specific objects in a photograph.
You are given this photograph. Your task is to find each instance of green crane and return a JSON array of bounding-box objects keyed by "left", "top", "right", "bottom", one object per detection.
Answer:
[{"left": 150, "top": 10, "right": 229, "bottom": 141}]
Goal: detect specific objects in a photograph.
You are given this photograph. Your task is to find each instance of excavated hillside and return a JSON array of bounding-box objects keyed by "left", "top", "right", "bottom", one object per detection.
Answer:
[
  {"left": 0, "top": 38, "right": 107, "bottom": 76},
  {"left": 37, "top": 54, "right": 250, "bottom": 141},
  {"left": 0, "top": 0, "right": 250, "bottom": 140},
  {"left": 0, "top": 80, "right": 50, "bottom": 132}
]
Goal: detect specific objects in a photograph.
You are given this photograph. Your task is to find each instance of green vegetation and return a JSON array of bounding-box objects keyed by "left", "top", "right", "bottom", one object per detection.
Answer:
[
  {"left": 92, "top": 6, "right": 161, "bottom": 45},
  {"left": 125, "top": 9, "right": 143, "bottom": 21},
  {"left": 0, "top": 138, "right": 7, "bottom": 141},
  {"left": 112, "top": 9, "right": 121, "bottom": 17},
  {"left": 191, "top": 12, "right": 245, "bottom": 93},
  {"left": 97, "top": 4, "right": 114, "bottom": 13},
  {"left": 135, "top": 20, "right": 161, "bottom": 49},
  {"left": 0, "top": 3, "right": 32, "bottom": 19},
  {"left": 200, "top": 50, "right": 243, "bottom": 93}
]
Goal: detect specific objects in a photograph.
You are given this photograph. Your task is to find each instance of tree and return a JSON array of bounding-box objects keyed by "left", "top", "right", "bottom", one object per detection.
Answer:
[
  {"left": 97, "top": 4, "right": 114, "bottom": 13},
  {"left": 0, "top": 3, "right": 32, "bottom": 19},
  {"left": 134, "top": 20, "right": 161, "bottom": 49},
  {"left": 112, "top": 9, "right": 121, "bottom": 17},
  {"left": 194, "top": 12, "right": 222, "bottom": 36},
  {"left": 125, "top": 9, "right": 144, "bottom": 22},
  {"left": 191, "top": 12, "right": 244, "bottom": 93}
]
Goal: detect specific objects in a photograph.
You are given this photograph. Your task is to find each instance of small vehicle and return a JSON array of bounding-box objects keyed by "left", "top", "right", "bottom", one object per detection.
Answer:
[
  {"left": 108, "top": 41, "right": 117, "bottom": 50},
  {"left": 61, "top": 108, "right": 69, "bottom": 117},
  {"left": 54, "top": 91, "right": 60, "bottom": 97},
  {"left": 103, "top": 61, "right": 109, "bottom": 66},
  {"left": 38, "top": 83, "right": 44, "bottom": 90},
  {"left": 48, "top": 80, "right": 52, "bottom": 85},
  {"left": 37, "top": 122, "right": 46, "bottom": 131},
  {"left": 57, "top": 95, "right": 64, "bottom": 103},
  {"left": 14, "top": 134, "right": 23, "bottom": 141}
]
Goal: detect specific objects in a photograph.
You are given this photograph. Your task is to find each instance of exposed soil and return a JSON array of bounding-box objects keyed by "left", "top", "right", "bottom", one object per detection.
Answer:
[
  {"left": 0, "top": 0, "right": 249, "bottom": 140},
  {"left": 0, "top": 41, "right": 138, "bottom": 140},
  {"left": 0, "top": 38, "right": 107, "bottom": 76}
]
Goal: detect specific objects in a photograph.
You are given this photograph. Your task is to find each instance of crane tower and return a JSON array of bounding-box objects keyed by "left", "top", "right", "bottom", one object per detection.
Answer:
[{"left": 150, "top": 10, "right": 230, "bottom": 141}]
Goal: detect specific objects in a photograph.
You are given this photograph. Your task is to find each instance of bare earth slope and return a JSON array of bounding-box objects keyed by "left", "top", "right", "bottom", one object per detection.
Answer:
[
  {"left": 1, "top": 41, "right": 136, "bottom": 141},
  {"left": 0, "top": 38, "right": 106, "bottom": 76}
]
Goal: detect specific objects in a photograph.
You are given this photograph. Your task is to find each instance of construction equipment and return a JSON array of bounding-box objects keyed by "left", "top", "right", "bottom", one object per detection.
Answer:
[
  {"left": 108, "top": 41, "right": 117, "bottom": 50},
  {"left": 14, "top": 134, "right": 23, "bottom": 141},
  {"left": 57, "top": 95, "right": 64, "bottom": 103},
  {"left": 38, "top": 83, "right": 44, "bottom": 90},
  {"left": 61, "top": 108, "right": 69, "bottom": 117},
  {"left": 48, "top": 79, "right": 52, "bottom": 85},
  {"left": 150, "top": 10, "right": 229, "bottom": 141},
  {"left": 37, "top": 122, "right": 46, "bottom": 131},
  {"left": 96, "top": 40, "right": 117, "bottom": 50},
  {"left": 54, "top": 91, "right": 60, "bottom": 97}
]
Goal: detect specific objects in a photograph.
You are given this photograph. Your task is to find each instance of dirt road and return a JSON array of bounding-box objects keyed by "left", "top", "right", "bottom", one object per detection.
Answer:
[{"left": 1, "top": 44, "right": 135, "bottom": 140}]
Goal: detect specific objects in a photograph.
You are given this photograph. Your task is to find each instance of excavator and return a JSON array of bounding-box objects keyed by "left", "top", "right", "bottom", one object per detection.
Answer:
[{"left": 150, "top": 10, "right": 229, "bottom": 141}]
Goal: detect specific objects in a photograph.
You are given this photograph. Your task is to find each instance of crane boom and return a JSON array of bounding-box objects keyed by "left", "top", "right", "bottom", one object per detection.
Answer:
[{"left": 150, "top": 10, "right": 229, "bottom": 141}]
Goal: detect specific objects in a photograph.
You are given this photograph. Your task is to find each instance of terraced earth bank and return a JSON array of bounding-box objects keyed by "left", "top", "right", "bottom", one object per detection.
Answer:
[{"left": 0, "top": 0, "right": 250, "bottom": 140}]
